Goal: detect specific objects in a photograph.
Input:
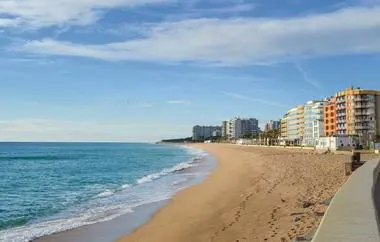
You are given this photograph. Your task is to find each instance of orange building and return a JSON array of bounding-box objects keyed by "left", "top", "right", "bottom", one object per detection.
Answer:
[
  {"left": 324, "top": 97, "right": 337, "bottom": 136},
  {"left": 335, "top": 86, "right": 380, "bottom": 136}
]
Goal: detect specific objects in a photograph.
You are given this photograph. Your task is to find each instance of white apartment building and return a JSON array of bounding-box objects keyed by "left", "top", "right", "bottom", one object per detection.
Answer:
[
  {"left": 303, "top": 101, "right": 326, "bottom": 146},
  {"left": 192, "top": 125, "right": 222, "bottom": 141},
  {"left": 224, "top": 117, "right": 259, "bottom": 139}
]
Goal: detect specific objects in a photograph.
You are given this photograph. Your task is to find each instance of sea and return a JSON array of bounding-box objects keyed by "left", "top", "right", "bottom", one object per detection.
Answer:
[{"left": 0, "top": 142, "right": 214, "bottom": 242}]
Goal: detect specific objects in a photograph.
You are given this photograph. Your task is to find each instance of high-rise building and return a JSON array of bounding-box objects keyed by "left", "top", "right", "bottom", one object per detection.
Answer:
[
  {"left": 221, "top": 121, "right": 228, "bottom": 138},
  {"left": 281, "top": 87, "right": 380, "bottom": 146},
  {"left": 303, "top": 101, "right": 325, "bottom": 146},
  {"left": 334, "top": 87, "right": 380, "bottom": 139},
  {"left": 265, "top": 120, "right": 281, "bottom": 131},
  {"left": 282, "top": 102, "right": 325, "bottom": 146},
  {"left": 280, "top": 115, "right": 288, "bottom": 140},
  {"left": 324, "top": 97, "right": 337, "bottom": 136},
  {"left": 224, "top": 117, "right": 259, "bottom": 139},
  {"left": 192, "top": 125, "right": 222, "bottom": 141},
  {"left": 284, "top": 105, "right": 305, "bottom": 144}
]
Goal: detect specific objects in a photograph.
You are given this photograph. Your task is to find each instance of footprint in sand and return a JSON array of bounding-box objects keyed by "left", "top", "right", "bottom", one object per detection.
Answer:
[{"left": 267, "top": 206, "right": 281, "bottom": 239}]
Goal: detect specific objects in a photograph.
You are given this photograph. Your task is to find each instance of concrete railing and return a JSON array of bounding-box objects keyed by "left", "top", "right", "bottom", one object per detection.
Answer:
[{"left": 312, "top": 159, "right": 380, "bottom": 242}]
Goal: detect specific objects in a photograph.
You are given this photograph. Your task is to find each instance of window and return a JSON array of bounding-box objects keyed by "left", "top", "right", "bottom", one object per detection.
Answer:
[{"left": 330, "top": 106, "right": 334, "bottom": 111}]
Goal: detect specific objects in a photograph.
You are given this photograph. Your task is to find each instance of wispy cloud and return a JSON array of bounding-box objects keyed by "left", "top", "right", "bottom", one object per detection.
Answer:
[
  {"left": 221, "top": 91, "right": 289, "bottom": 108},
  {"left": 166, "top": 100, "right": 191, "bottom": 105},
  {"left": 138, "top": 103, "right": 154, "bottom": 108},
  {"left": 294, "top": 64, "right": 321, "bottom": 89},
  {"left": 14, "top": 6, "right": 380, "bottom": 65},
  {"left": 0, "top": 0, "right": 172, "bottom": 29},
  {"left": 187, "top": 3, "right": 255, "bottom": 15}
]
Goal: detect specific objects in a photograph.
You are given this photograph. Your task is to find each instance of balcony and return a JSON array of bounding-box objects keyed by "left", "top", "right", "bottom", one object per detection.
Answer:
[
  {"left": 355, "top": 119, "right": 369, "bottom": 123},
  {"left": 355, "top": 125, "right": 370, "bottom": 130},
  {"left": 337, "top": 119, "right": 346, "bottom": 124},
  {"left": 355, "top": 111, "right": 374, "bottom": 116},
  {"left": 337, "top": 112, "right": 346, "bottom": 117},
  {"left": 354, "top": 96, "right": 369, "bottom": 102},
  {"left": 355, "top": 103, "right": 375, "bottom": 108},
  {"left": 336, "top": 98, "right": 346, "bottom": 104}
]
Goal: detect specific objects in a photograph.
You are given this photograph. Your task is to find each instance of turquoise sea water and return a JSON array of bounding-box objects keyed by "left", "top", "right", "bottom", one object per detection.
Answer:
[{"left": 0, "top": 143, "right": 211, "bottom": 242}]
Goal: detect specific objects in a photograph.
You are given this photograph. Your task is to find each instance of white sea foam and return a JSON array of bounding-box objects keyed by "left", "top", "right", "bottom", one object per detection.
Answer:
[
  {"left": 95, "top": 189, "right": 114, "bottom": 198},
  {"left": 171, "top": 178, "right": 188, "bottom": 186},
  {"left": 136, "top": 162, "right": 194, "bottom": 185},
  {"left": 121, "top": 184, "right": 131, "bottom": 189},
  {"left": 0, "top": 205, "right": 134, "bottom": 242}
]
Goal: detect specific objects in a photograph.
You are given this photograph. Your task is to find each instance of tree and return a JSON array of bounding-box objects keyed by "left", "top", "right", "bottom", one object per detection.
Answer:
[{"left": 240, "top": 132, "right": 253, "bottom": 139}]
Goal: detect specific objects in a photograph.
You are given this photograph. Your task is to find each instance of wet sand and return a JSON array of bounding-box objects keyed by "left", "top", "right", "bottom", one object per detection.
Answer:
[{"left": 119, "top": 144, "right": 377, "bottom": 242}]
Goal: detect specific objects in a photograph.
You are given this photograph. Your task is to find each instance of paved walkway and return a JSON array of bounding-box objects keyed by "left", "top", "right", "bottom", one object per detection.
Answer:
[{"left": 313, "top": 159, "right": 380, "bottom": 242}]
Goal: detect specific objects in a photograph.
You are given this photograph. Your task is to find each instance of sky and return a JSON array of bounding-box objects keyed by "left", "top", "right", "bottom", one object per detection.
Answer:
[{"left": 0, "top": 0, "right": 380, "bottom": 142}]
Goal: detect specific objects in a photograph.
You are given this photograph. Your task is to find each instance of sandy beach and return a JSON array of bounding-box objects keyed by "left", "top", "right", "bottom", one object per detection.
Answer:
[{"left": 119, "top": 144, "right": 378, "bottom": 242}]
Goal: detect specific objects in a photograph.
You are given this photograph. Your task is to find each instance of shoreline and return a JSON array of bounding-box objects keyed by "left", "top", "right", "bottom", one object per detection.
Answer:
[
  {"left": 31, "top": 144, "right": 215, "bottom": 242},
  {"left": 119, "top": 144, "right": 378, "bottom": 242}
]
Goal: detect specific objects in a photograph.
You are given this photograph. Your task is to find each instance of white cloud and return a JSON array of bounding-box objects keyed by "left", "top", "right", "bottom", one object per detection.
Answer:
[
  {"left": 15, "top": 6, "right": 380, "bottom": 64},
  {"left": 0, "top": 18, "right": 20, "bottom": 27},
  {"left": 166, "top": 100, "right": 191, "bottom": 104},
  {"left": 221, "top": 91, "right": 288, "bottom": 108},
  {"left": 0, "top": 0, "right": 171, "bottom": 29}
]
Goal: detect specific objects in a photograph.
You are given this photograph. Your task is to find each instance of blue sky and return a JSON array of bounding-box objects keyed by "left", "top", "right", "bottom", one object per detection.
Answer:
[{"left": 0, "top": 0, "right": 380, "bottom": 141}]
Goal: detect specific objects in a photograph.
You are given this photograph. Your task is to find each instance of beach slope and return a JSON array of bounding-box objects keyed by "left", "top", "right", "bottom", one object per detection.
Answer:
[{"left": 119, "top": 144, "right": 362, "bottom": 242}]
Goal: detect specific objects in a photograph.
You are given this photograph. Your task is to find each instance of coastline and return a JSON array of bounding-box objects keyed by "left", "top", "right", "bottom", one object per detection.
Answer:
[
  {"left": 30, "top": 144, "right": 215, "bottom": 242},
  {"left": 119, "top": 144, "right": 378, "bottom": 242}
]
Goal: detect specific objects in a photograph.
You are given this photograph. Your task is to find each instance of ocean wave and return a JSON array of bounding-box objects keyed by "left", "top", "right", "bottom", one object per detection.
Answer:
[
  {"left": 0, "top": 146, "right": 211, "bottom": 242},
  {"left": 121, "top": 184, "right": 131, "bottom": 189},
  {"left": 171, "top": 178, "right": 188, "bottom": 186},
  {"left": 182, "top": 146, "right": 208, "bottom": 157},
  {"left": 95, "top": 190, "right": 115, "bottom": 198},
  {"left": 0, "top": 205, "right": 134, "bottom": 242},
  {"left": 136, "top": 162, "right": 194, "bottom": 185}
]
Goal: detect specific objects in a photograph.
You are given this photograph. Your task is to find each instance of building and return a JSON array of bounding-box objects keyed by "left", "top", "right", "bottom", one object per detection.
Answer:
[
  {"left": 221, "top": 121, "right": 228, "bottom": 138},
  {"left": 282, "top": 105, "right": 305, "bottom": 144},
  {"left": 315, "top": 136, "right": 356, "bottom": 151},
  {"left": 334, "top": 87, "right": 380, "bottom": 140},
  {"left": 281, "top": 101, "right": 326, "bottom": 146},
  {"left": 280, "top": 114, "right": 288, "bottom": 140},
  {"left": 192, "top": 125, "right": 222, "bottom": 141},
  {"left": 265, "top": 120, "right": 281, "bottom": 132},
  {"left": 224, "top": 117, "right": 259, "bottom": 139},
  {"left": 281, "top": 86, "right": 380, "bottom": 146},
  {"left": 324, "top": 97, "right": 337, "bottom": 136},
  {"left": 303, "top": 101, "right": 326, "bottom": 146},
  {"left": 212, "top": 129, "right": 222, "bottom": 137}
]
